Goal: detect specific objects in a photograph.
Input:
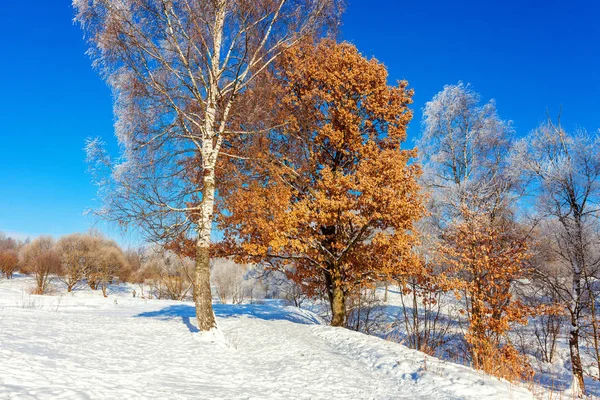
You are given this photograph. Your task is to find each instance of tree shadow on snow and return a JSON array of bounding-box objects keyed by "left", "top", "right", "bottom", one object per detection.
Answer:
[{"left": 135, "top": 303, "right": 321, "bottom": 333}]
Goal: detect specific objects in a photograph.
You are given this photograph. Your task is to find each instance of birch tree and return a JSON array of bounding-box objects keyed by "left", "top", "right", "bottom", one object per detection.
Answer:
[
  {"left": 418, "top": 82, "right": 516, "bottom": 224},
  {"left": 512, "top": 118, "right": 600, "bottom": 396},
  {"left": 74, "top": 0, "right": 340, "bottom": 331}
]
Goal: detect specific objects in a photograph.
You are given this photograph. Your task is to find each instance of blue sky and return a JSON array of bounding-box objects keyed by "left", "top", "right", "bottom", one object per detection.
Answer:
[{"left": 0, "top": 1, "right": 598, "bottom": 244}]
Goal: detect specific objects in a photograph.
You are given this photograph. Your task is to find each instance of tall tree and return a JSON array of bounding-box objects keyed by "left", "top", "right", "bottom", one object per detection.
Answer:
[
  {"left": 512, "top": 117, "right": 600, "bottom": 396},
  {"left": 418, "top": 82, "right": 516, "bottom": 225},
  {"left": 74, "top": 0, "right": 341, "bottom": 331},
  {"left": 416, "top": 83, "right": 530, "bottom": 377},
  {"left": 219, "top": 40, "right": 424, "bottom": 326}
]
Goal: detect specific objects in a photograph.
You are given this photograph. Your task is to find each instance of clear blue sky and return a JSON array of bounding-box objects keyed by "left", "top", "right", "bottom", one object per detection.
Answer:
[{"left": 0, "top": 1, "right": 598, "bottom": 243}]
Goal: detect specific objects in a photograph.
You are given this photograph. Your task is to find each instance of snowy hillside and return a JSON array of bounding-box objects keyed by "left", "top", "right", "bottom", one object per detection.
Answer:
[{"left": 0, "top": 275, "right": 533, "bottom": 399}]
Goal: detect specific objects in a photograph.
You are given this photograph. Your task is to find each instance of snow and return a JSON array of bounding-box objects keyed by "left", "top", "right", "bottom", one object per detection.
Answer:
[{"left": 0, "top": 275, "right": 533, "bottom": 399}]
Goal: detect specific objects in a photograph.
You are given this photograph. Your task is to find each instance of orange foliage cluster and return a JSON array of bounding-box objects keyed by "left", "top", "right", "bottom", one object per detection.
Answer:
[
  {"left": 0, "top": 250, "right": 18, "bottom": 279},
  {"left": 219, "top": 40, "right": 425, "bottom": 326},
  {"left": 437, "top": 213, "right": 534, "bottom": 381}
]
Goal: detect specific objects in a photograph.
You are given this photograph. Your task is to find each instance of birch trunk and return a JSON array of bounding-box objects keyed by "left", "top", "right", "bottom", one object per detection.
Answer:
[
  {"left": 191, "top": 1, "right": 223, "bottom": 331},
  {"left": 194, "top": 168, "right": 217, "bottom": 331}
]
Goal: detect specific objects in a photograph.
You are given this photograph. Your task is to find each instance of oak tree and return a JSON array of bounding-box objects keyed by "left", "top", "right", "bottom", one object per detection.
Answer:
[
  {"left": 436, "top": 213, "right": 534, "bottom": 381},
  {"left": 220, "top": 40, "right": 424, "bottom": 326}
]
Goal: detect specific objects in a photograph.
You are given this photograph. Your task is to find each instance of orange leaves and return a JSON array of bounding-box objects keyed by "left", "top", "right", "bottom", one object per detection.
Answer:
[
  {"left": 278, "top": 40, "right": 414, "bottom": 153},
  {"left": 218, "top": 39, "right": 424, "bottom": 318},
  {"left": 435, "top": 213, "right": 536, "bottom": 379},
  {"left": 0, "top": 250, "right": 18, "bottom": 279}
]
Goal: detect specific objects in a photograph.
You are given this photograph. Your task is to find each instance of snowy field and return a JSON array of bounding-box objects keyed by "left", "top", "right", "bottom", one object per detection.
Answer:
[{"left": 0, "top": 275, "right": 535, "bottom": 399}]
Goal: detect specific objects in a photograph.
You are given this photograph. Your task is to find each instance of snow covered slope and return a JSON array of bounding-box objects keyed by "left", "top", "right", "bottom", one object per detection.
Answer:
[{"left": 0, "top": 276, "right": 533, "bottom": 399}]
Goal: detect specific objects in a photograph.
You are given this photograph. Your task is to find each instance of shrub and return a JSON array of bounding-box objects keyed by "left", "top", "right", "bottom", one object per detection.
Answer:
[
  {"left": 0, "top": 250, "right": 18, "bottom": 278},
  {"left": 20, "top": 236, "right": 61, "bottom": 294}
]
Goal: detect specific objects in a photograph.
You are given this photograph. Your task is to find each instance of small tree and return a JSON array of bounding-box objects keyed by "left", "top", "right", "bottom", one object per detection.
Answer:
[
  {"left": 123, "top": 247, "right": 145, "bottom": 284},
  {"left": 212, "top": 259, "right": 247, "bottom": 304},
  {"left": 20, "top": 236, "right": 61, "bottom": 294},
  {"left": 0, "top": 250, "right": 18, "bottom": 278},
  {"left": 144, "top": 249, "right": 193, "bottom": 301},
  {"left": 220, "top": 40, "right": 424, "bottom": 326},
  {"left": 436, "top": 213, "right": 534, "bottom": 381},
  {"left": 394, "top": 268, "right": 456, "bottom": 356},
  {"left": 96, "top": 244, "right": 128, "bottom": 297},
  {"left": 56, "top": 233, "right": 97, "bottom": 292},
  {"left": 0, "top": 232, "right": 18, "bottom": 252}
]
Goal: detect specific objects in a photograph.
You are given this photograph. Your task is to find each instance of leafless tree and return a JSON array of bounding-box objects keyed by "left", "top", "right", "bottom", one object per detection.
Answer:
[
  {"left": 516, "top": 241, "right": 566, "bottom": 366},
  {"left": 19, "top": 236, "right": 61, "bottom": 294},
  {"left": 0, "top": 232, "right": 19, "bottom": 253},
  {"left": 96, "top": 243, "right": 129, "bottom": 297},
  {"left": 512, "top": 116, "right": 600, "bottom": 396},
  {"left": 418, "top": 82, "right": 517, "bottom": 226},
  {"left": 394, "top": 278, "right": 457, "bottom": 356},
  {"left": 144, "top": 248, "right": 194, "bottom": 300},
  {"left": 0, "top": 250, "right": 18, "bottom": 279},
  {"left": 211, "top": 258, "right": 247, "bottom": 304},
  {"left": 414, "top": 82, "right": 519, "bottom": 359},
  {"left": 75, "top": 0, "right": 341, "bottom": 331},
  {"left": 56, "top": 233, "right": 99, "bottom": 292},
  {"left": 117, "top": 246, "right": 144, "bottom": 284},
  {"left": 346, "top": 286, "right": 388, "bottom": 335}
]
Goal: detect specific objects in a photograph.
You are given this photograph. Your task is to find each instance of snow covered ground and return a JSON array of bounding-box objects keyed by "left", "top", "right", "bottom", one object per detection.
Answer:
[
  {"left": 0, "top": 275, "right": 534, "bottom": 399},
  {"left": 369, "top": 286, "right": 600, "bottom": 399}
]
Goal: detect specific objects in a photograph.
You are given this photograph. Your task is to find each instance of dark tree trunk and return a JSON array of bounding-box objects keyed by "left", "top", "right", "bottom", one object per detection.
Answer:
[
  {"left": 194, "top": 243, "right": 216, "bottom": 331},
  {"left": 569, "top": 321, "right": 585, "bottom": 395},
  {"left": 324, "top": 268, "right": 346, "bottom": 327},
  {"left": 331, "top": 283, "right": 346, "bottom": 327}
]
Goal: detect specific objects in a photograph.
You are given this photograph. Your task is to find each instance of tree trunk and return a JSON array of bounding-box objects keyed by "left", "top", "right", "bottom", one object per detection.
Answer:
[
  {"left": 384, "top": 283, "right": 388, "bottom": 303},
  {"left": 570, "top": 254, "right": 586, "bottom": 396},
  {"left": 355, "top": 287, "right": 362, "bottom": 331},
  {"left": 331, "top": 283, "right": 346, "bottom": 327},
  {"left": 590, "top": 296, "right": 600, "bottom": 380},
  {"left": 324, "top": 268, "right": 346, "bottom": 327},
  {"left": 569, "top": 273, "right": 585, "bottom": 395},
  {"left": 193, "top": 169, "right": 217, "bottom": 332},
  {"left": 569, "top": 321, "right": 585, "bottom": 396}
]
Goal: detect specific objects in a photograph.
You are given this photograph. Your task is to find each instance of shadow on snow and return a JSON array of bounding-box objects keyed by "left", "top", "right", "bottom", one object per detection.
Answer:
[{"left": 135, "top": 302, "right": 322, "bottom": 333}]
